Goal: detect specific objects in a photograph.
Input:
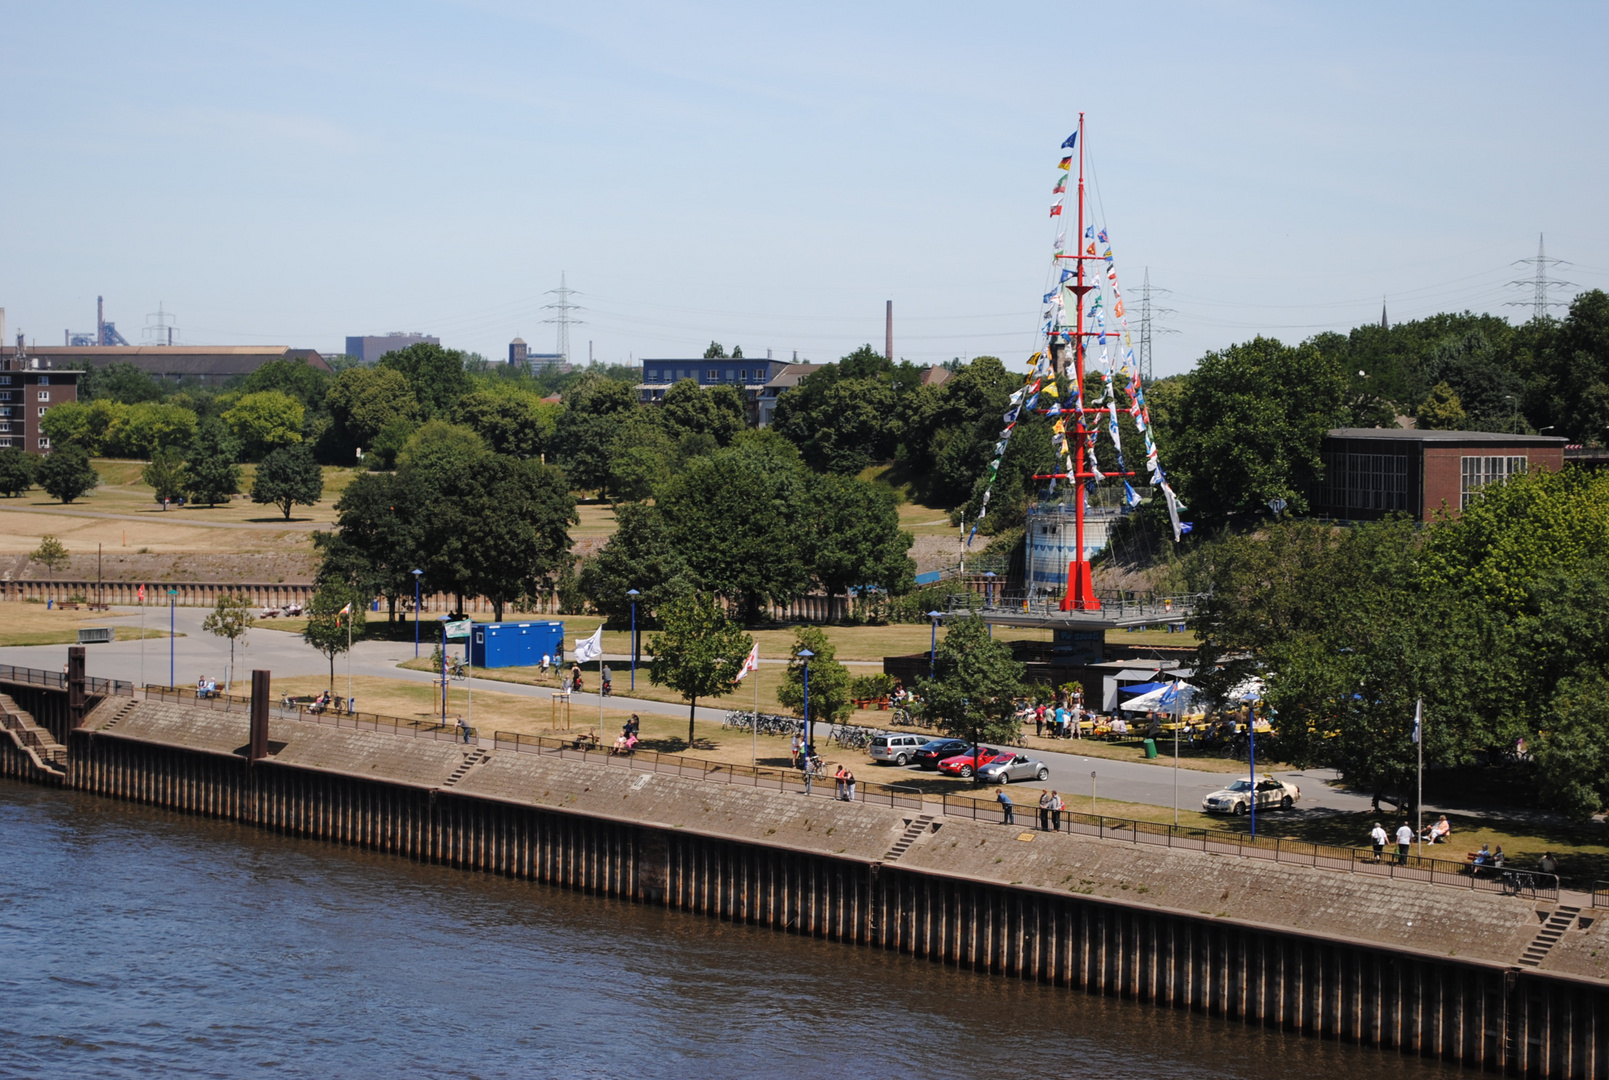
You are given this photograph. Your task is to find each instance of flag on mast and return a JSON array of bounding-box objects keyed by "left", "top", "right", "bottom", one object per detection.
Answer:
[
  {"left": 1412, "top": 699, "right": 1421, "bottom": 744},
  {"left": 734, "top": 642, "right": 760, "bottom": 682},
  {"left": 573, "top": 626, "right": 603, "bottom": 664}
]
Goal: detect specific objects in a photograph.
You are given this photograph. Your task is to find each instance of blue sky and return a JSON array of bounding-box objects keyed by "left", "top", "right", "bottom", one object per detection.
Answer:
[{"left": 3, "top": 1, "right": 1606, "bottom": 375}]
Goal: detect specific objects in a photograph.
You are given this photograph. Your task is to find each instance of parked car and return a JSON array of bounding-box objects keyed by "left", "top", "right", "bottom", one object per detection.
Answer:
[
  {"left": 978, "top": 752, "right": 1051, "bottom": 785},
  {"left": 868, "top": 733, "right": 933, "bottom": 766},
  {"left": 937, "top": 747, "right": 1011, "bottom": 779},
  {"left": 1200, "top": 776, "right": 1300, "bottom": 815},
  {"left": 911, "top": 738, "right": 971, "bottom": 770}
]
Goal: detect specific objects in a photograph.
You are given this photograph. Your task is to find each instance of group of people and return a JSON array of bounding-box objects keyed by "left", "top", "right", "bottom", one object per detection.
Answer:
[
  {"left": 610, "top": 714, "right": 641, "bottom": 755},
  {"left": 306, "top": 690, "right": 352, "bottom": 715},
  {"left": 194, "top": 676, "right": 219, "bottom": 699},
  {"left": 994, "top": 787, "right": 1066, "bottom": 829}
]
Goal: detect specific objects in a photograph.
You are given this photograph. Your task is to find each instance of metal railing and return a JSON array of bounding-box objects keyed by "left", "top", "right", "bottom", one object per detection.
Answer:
[
  {"left": 492, "top": 730, "right": 925, "bottom": 810},
  {"left": 0, "top": 663, "right": 132, "bottom": 697},
  {"left": 1594, "top": 881, "right": 1609, "bottom": 909},
  {"left": 141, "top": 686, "right": 475, "bottom": 746},
  {"left": 978, "top": 591, "right": 1203, "bottom": 623},
  {"left": 938, "top": 791, "right": 1560, "bottom": 901}
]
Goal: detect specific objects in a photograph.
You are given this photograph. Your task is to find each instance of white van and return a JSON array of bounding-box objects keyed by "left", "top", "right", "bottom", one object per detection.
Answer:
[{"left": 868, "top": 733, "right": 929, "bottom": 766}]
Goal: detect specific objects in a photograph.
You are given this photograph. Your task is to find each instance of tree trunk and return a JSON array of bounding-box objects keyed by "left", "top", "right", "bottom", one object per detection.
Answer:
[
  {"left": 329, "top": 652, "right": 336, "bottom": 696},
  {"left": 688, "top": 696, "right": 697, "bottom": 748},
  {"left": 493, "top": 597, "right": 504, "bottom": 622}
]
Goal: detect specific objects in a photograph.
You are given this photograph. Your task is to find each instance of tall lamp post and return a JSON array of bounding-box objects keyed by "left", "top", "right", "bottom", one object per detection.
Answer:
[
  {"left": 168, "top": 588, "right": 177, "bottom": 688},
  {"left": 927, "top": 611, "right": 944, "bottom": 679},
  {"left": 626, "top": 589, "right": 640, "bottom": 691},
  {"left": 983, "top": 573, "right": 996, "bottom": 636},
  {"left": 411, "top": 569, "right": 423, "bottom": 658},
  {"left": 798, "top": 648, "right": 814, "bottom": 757}
]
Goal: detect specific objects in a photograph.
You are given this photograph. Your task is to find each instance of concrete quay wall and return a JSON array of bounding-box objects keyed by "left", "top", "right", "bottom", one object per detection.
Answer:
[{"left": 26, "top": 695, "right": 1609, "bottom": 1078}]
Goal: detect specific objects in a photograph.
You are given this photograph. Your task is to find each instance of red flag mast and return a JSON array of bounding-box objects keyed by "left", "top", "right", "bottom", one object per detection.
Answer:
[{"left": 1063, "top": 112, "right": 1099, "bottom": 611}]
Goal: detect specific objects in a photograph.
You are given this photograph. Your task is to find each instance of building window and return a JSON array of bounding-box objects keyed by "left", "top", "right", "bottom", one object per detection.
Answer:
[
  {"left": 38, "top": 407, "right": 48, "bottom": 417},
  {"left": 37, "top": 375, "right": 49, "bottom": 385},
  {"left": 1461, "top": 456, "right": 1526, "bottom": 508},
  {"left": 36, "top": 391, "right": 49, "bottom": 402},
  {"left": 38, "top": 438, "right": 49, "bottom": 449},
  {"left": 1320, "top": 450, "right": 1408, "bottom": 513},
  {"left": 0, "top": 376, "right": 11, "bottom": 385},
  {"left": 705, "top": 368, "right": 718, "bottom": 381}
]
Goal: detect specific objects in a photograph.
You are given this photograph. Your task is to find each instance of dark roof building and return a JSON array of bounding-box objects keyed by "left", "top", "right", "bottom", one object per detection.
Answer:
[
  {"left": 0, "top": 352, "right": 80, "bottom": 454},
  {"left": 0, "top": 346, "right": 329, "bottom": 386},
  {"left": 1311, "top": 427, "right": 1567, "bottom": 522}
]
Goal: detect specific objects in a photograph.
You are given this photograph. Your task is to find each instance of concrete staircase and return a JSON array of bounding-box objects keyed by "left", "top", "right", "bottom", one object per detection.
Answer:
[
  {"left": 1518, "top": 905, "right": 1580, "bottom": 968},
  {"left": 882, "top": 815, "right": 936, "bottom": 862},
  {"left": 0, "top": 692, "right": 66, "bottom": 778},
  {"left": 100, "top": 699, "right": 138, "bottom": 731},
  {"left": 442, "top": 747, "right": 489, "bottom": 788}
]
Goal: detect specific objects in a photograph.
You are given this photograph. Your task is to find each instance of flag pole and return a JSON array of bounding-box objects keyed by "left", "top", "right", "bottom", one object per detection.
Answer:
[{"left": 1416, "top": 697, "right": 1424, "bottom": 861}]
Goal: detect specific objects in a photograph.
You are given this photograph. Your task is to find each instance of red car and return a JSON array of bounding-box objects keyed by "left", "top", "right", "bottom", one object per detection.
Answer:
[{"left": 936, "top": 746, "right": 1010, "bottom": 778}]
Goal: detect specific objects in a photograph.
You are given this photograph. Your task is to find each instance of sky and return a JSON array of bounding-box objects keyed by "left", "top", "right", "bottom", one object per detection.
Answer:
[{"left": 3, "top": 1, "right": 1607, "bottom": 377}]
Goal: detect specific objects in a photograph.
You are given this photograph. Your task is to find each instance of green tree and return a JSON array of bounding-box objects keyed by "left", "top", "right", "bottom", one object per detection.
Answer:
[
  {"left": 656, "top": 433, "right": 811, "bottom": 622},
  {"left": 302, "top": 583, "right": 367, "bottom": 695},
  {"left": 453, "top": 387, "right": 558, "bottom": 459},
  {"left": 86, "top": 361, "right": 168, "bottom": 403},
  {"left": 607, "top": 417, "right": 677, "bottom": 502},
  {"left": 223, "top": 390, "right": 304, "bottom": 459},
  {"left": 378, "top": 342, "right": 471, "bottom": 419},
  {"left": 141, "top": 446, "right": 186, "bottom": 504},
  {"left": 660, "top": 379, "right": 746, "bottom": 447},
  {"left": 0, "top": 448, "right": 36, "bottom": 497},
  {"left": 183, "top": 419, "right": 242, "bottom": 506},
  {"left": 31, "top": 535, "right": 69, "bottom": 581},
  {"left": 39, "top": 400, "right": 104, "bottom": 453},
  {"left": 37, "top": 444, "right": 99, "bottom": 504},
  {"left": 775, "top": 626, "right": 853, "bottom": 726},
  {"left": 1416, "top": 381, "right": 1467, "bottom": 430},
  {"left": 914, "top": 615, "right": 1024, "bottom": 780},
  {"left": 250, "top": 443, "right": 325, "bottom": 519},
  {"left": 773, "top": 373, "right": 899, "bottom": 474},
  {"left": 577, "top": 503, "right": 697, "bottom": 628},
  {"left": 201, "top": 593, "right": 256, "bottom": 691},
  {"left": 552, "top": 375, "right": 638, "bottom": 494},
  {"left": 321, "top": 472, "right": 411, "bottom": 621},
  {"left": 806, "top": 472, "right": 914, "bottom": 612},
  {"left": 647, "top": 592, "right": 753, "bottom": 746},
  {"left": 327, "top": 365, "right": 419, "bottom": 452},
  {"left": 241, "top": 357, "right": 331, "bottom": 410},
  {"left": 703, "top": 341, "right": 727, "bottom": 359},
  {"left": 103, "top": 401, "right": 198, "bottom": 459},
  {"left": 1162, "top": 336, "right": 1348, "bottom": 530}
]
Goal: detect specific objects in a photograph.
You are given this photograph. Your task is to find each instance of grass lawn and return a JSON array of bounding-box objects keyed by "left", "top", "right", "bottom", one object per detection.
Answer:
[{"left": 0, "top": 601, "right": 172, "bottom": 646}]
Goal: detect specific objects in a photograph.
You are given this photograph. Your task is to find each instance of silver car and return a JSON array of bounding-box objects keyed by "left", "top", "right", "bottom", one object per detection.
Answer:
[
  {"left": 868, "top": 733, "right": 931, "bottom": 766},
  {"left": 979, "top": 753, "right": 1050, "bottom": 784}
]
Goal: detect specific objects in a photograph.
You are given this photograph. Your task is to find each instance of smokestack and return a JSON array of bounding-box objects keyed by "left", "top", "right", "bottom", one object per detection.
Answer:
[
  {"left": 250, "top": 670, "right": 271, "bottom": 761},
  {"left": 885, "top": 300, "right": 893, "bottom": 362},
  {"left": 97, "top": 296, "right": 104, "bottom": 347}
]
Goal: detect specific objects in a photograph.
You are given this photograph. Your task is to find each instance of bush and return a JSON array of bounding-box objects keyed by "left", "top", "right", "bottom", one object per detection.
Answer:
[{"left": 849, "top": 674, "right": 895, "bottom": 701}]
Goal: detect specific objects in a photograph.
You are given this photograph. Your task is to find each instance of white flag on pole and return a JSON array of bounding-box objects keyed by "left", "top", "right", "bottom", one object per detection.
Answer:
[
  {"left": 1412, "top": 699, "right": 1422, "bottom": 744},
  {"left": 573, "top": 626, "right": 603, "bottom": 665},
  {"left": 734, "top": 642, "right": 760, "bottom": 682}
]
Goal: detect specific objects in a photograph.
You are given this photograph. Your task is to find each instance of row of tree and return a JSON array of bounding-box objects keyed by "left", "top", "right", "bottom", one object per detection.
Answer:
[{"left": 1183, "top": 464, "right": 1609, "bottom": 820}]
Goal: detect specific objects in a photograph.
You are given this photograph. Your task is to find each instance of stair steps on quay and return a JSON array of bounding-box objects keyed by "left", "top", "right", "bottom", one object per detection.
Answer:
[
  {"left": 0, "top": 692, "right": 67, "bottom": 777},
  {"left": 443, "top": 747, "right": 490, "bottom": 788},
  {"left": 1518, "top": 905, "right": 1581, "bottom": 967},
  {"left": 882, "top": 815, "right": 936, "bottom": 862}
]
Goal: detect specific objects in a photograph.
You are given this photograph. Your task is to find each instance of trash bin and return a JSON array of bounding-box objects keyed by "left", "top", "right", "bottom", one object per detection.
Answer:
[{"left": 1142, "top": 738, "right": 1158, "bottom": 759}]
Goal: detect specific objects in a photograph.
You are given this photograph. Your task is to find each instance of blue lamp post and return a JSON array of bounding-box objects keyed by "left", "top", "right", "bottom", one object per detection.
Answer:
[
  {"left": 626, "top": 589, "right": 640, "bottom": 691},
  {"left": 927, "top": 610, "right": 944, "bottom": 679},
  {"left": 1249, "top": 714, "right": 1258, "bottom": 839},
  {"left": 411, "top": 569, "right": 423, "bottom": 658},
  {"left": 168, "top": 588, "right": 177, "bottom": 688},
  {"left": 798, "top": 648, "right": 814, "bottom": 756}
]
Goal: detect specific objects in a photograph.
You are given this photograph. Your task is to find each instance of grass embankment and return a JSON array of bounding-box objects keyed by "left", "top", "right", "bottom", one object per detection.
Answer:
[{"left": 0, "top": 601, "right": 171, "bottom": 646}]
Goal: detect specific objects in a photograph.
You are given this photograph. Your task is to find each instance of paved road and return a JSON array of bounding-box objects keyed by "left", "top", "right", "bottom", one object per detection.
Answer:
[{"left": 0, "top": 605, "right": 1380, "bottom": 818}]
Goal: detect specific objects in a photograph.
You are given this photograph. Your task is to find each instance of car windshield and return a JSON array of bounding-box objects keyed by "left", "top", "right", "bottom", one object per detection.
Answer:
[{"left": 1226, "top": 780, "right": 1254, "bottom": 792}]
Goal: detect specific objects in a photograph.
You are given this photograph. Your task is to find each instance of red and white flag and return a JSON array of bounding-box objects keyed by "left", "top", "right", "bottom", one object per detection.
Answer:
[
  {"left": 734, "top": 642, "right": 760, "bottom": 682},
  {"left": 137, "top": 584, "right": 146, "bottom": 602}
]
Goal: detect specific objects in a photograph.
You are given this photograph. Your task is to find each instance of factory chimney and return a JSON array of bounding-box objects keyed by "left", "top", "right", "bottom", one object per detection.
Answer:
[
  {"left": 885, "top": 300, "right": 893, "bottom": 362},
  {"left": 97, "top": 296, "right": 105, "bottom": 347}
]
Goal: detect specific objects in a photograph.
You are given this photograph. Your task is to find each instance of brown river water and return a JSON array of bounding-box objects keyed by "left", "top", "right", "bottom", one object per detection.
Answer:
[{"left": 0, "top": 779, "right": 1462, "bottom": 1079}]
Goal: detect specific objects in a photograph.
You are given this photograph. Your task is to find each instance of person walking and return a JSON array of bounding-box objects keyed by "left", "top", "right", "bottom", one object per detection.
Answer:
[
  {"left": 834, "top": 764, "right": 847, "bottom": 801},
  {"left": 997, "top": 788, "right": 1014, "bottom": 825},
  {"left": 802, "top": 756, "right": 815, "bottom": 797},
  {"left": 1370, "top": 822, "right": 1388, "bottom": 863},
  {"left": 1034, "top": 705, "right": 1045, "bottom": 739},
  {"left": 601, "top": 663, "right": 613, "bottom": 697},
  {"left": 790, "top": 734, "right": 801, "bottom": 769},
  {"left": 1038, "top": 789, "right": 1053, "bottom": 830},
  {"left": 1395, "top": 820, "right": 1414, "bottom": 865},
  {"left": 844, "top": 768, "right": 855, "bottom": 802},
  {"left": 1049, "top": 790, "right": 1063, "bottom": 831}
]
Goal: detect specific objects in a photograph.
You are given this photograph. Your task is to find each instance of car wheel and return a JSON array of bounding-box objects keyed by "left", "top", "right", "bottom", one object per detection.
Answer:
[
  {"left": 997, "top": 772, "right": 1009, "bottom": 784},
  {"left": 1281, "top": 795, "right": 1293, "bottom": 809},
  {"left": 1234, "top": 801, "right": 1248, "bottom": 815},
  {"left": 894, "top": 754, "right": 908, "bottom": 766},
  {"left": 1036, "top": 767, "right": 1049, "bottom": 781},
  {"left": 958, "top": 765, "right": 973, "bottom": 778}
]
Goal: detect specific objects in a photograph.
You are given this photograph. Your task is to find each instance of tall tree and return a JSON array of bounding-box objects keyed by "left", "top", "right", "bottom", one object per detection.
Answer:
[
  {"left": 775, "top": 626, "right": 854, "bottom": 727},
  {"left": 201, "top": 593, "right": 256, "bottom": 692},
  {"left": 648, "top": 592, "right": 752, "bottom": 747},
  {"left": 222, "top": 390, "right": 304, "bottom": 460},
  {"left": 660, "top": 380, "right": 746, "bottom": 447},
  {"left": 251, "top": 444, "right": 325, "bottom": 519},
  {"left": 805, "top": 473, "right": 914, "bottom": 612},
  {"left": 302, "top": 583, "right": 367, "bottom": 695},
  {"left": 0, "top": 448, "right": 36, "bottom": 497},
  {"left": 914, "top": 615, "right": 1024, "bottom": 780},
  {"left": 327, "top": 365, "right": 419, "bottom": 451},
  {"left": 183, "top": 420, "right": 242, "bottom": 506},
  {"left": 141, "top": 447, "right": 186, "bottom": 504},
  {"left": 37, "top": 445, "right": 99, "bottom": 504},
  {"left": 321, "top": 472, "right": 411, "bottom": 620},
  {"left": 378, "top": 342, "right": 472, "bottom": 419}
]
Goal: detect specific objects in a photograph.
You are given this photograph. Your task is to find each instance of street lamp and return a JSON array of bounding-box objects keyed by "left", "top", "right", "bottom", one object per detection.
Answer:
[
  {"left": 626, "top": 589, "right": 640, "bottom": 691},
  {"left": 983, "top": 573, "right": 997, "bottom": 637},
  {"left": 411, "top": 569, "right": 423, "bottom": 658},
  {"left": 927, "top": 610, "right": 944, "bottom": 679},
  {"left": 798, "top": 648, "right": 814, "bottom": 758}
]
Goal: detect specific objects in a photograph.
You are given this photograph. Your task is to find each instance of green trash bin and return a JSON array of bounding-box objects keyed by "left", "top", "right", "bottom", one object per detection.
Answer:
[{"left": 1142, "top": 738, "right": 1158, "bottom": 759}]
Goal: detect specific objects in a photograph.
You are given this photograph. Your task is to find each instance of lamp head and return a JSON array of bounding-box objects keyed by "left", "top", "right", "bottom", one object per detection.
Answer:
[
  {"left": 797, "top": 648, "right": 815, "bottom": 660},
  {"left": 626, "top": 589, "right": 640, "bottom": 597}
]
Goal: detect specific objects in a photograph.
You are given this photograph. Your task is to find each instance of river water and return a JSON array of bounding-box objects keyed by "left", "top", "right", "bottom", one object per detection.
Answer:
[{"left": 0, "top": 780, "right": 1460, "bottom": 1080}]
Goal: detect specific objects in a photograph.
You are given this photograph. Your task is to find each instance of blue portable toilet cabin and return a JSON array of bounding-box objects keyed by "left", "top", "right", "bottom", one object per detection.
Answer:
[{"left": 470, "top": 621, "right": 565, "bottom": 669}]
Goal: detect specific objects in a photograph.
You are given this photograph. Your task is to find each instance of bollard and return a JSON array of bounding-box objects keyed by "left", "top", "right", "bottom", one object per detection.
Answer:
[{"left": 249, "top": 670, "right": 270, "bottom": 762}]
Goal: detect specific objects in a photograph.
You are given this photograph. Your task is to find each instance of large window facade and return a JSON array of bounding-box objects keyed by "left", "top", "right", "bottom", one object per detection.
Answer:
[
  {"left": 1319, "top": 450, "right": 1409, "bottom": 513},
  {"left": 1460, "top": 455, "right": 1526, "bottom": 508}
]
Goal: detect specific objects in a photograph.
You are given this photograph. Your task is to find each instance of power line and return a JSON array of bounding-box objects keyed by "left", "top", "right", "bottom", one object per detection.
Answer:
[
  {"left": 1507, "top": 234, "right": 1574, "bottom": 320},
  {"left": 1135, "top": 267, "right": 1177, "bottom": 383},
  {"left": 542, "top": 272, "right": 583, "bottom": 365}
]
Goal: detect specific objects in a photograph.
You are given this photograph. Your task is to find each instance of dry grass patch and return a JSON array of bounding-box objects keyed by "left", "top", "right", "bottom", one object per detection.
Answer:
[{"left": 0, "top": 600, "right": 171, "bottom": 646}]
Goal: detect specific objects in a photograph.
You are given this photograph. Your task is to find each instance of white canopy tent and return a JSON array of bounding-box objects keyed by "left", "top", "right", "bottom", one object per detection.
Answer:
[{"left": 1120, "top": 683, "right": 1199, "bottom": 714}]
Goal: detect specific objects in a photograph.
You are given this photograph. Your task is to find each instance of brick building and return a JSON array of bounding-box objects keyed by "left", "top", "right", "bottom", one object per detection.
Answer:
[
  {"left": 0, "top": 345, "right": 329, "bottom": 387},
  {"left": 0, "top": 353, "right": 79, "bottom": 453},
  {"left": 1310, "top": 428, "right": 1567, "bottom": 522}
]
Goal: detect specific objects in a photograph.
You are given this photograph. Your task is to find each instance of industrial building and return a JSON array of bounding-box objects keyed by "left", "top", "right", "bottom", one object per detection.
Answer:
[
  {"left": 345, "top": 332, "right": 439, "bottom": 364},
  {"left": 0, "top": 345, "right": 330, "bottom": 386}
]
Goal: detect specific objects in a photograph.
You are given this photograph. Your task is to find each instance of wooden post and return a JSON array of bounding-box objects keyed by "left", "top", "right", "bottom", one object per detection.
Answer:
[
  {"left": 250, "top": 669, "right": 270, "bottom": 761},
  {"left": 67, "top": 645, "right": 86, "bottom": 728}
]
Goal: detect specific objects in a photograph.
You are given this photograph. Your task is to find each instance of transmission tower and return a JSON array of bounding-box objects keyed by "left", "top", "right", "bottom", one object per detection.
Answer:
[
  {"left": 1507, "top": 234, "right": 1574, "bottom": 320},
  {"left": 1135, "top": 267, "right": 1177, "bottom": 383},
  {"left": 542, "top": 272, "right": 583, "bottom": 365}
]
